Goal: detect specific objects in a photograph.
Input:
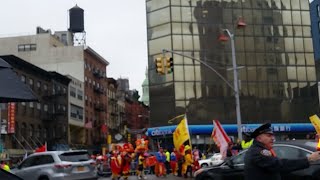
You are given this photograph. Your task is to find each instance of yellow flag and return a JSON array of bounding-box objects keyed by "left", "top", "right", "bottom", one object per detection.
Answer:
[
  {"left": 309, "top": 114, "right": 320, "bottom": 134},
  {"left": 173, "top": 117, "right": 190, "bottom": 152}
]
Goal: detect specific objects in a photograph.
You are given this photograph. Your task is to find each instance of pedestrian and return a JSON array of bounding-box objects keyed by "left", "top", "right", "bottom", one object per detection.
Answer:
[
  {"left": 170, "top": 148, "right": 178, "bottom": 176},
  {"left": 137, "top": 152, "right": 147, "bottom": 180},
  {"left": 192, "top": 146, "right": 201, "bottom": 171},
  {"left": 244, "top": 123, "right": 320, "bottom": 180},
  {"left": 182, "top": 145, "right": 193, "bottom": 178},
  {"left": 155, "top": 147, "right": 166, "bottom": 177},
  {"left": 164, "top": 148, "right": 171, "bottom": 174}
]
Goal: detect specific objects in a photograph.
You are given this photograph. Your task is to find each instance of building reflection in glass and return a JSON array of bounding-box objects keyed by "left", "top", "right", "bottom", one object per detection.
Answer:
[{"left": 146, "top": 0, "right": 318, "bottom": 126}]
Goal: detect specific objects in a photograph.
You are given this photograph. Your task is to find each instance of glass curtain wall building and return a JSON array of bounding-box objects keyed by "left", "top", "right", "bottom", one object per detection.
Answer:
[{"left": 146, "top": 0, "right": 319, "bottom": 127}]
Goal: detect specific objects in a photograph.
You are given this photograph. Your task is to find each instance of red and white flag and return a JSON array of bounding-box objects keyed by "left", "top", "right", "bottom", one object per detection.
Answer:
[{"left": 211, "top": 120, "right": 231, "bottom": 159}]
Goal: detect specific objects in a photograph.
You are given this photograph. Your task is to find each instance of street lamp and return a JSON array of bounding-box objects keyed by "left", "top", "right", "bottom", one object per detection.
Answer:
[{"left": 218, "top": 17, "right": 246, "bottom": 141}]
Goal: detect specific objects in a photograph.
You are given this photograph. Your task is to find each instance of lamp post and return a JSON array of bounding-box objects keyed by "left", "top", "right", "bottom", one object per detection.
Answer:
[
  {"left": 219, "top": 17, "right": 246, "bottom": 141},
  {"left": 220, "top": 29, "right": 242, "bottom": 141}
]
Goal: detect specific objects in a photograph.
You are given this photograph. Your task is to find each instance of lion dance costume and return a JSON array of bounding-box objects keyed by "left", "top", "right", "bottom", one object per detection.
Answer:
[
  {"left": 135, "top": 138, "right": 149, "bottom": 180},
  {"left": 121, "top": 143, "right": 134, "bottom": 180},
  {"left": 110, "top": 145, "right": 122, "bottom": 180}
]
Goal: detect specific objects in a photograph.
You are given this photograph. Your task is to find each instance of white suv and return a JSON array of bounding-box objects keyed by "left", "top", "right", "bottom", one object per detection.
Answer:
[
  {"left": 199, "top": 153, "right": 224, "bottom": 168},
  {"left": 12, "top": 150, "right": 97, "bottom": 180}
]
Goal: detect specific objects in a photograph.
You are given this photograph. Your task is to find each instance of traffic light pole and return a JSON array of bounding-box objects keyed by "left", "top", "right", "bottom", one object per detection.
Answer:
[{"left": 162, "top": 48, "right": 243, "bottom": 141}]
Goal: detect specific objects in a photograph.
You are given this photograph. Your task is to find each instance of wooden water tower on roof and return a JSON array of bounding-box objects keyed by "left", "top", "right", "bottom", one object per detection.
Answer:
[{"left": 68, "top": 4, "right": 86, "bottom": 46}]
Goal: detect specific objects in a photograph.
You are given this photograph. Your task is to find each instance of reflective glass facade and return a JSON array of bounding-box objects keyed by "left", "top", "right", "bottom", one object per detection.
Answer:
[{"left": 146, "top": 0, "right": 319, "bottom": 127}]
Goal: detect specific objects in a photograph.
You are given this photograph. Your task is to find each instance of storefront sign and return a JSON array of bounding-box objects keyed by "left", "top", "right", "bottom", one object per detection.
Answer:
[
  {"left": 7, "top": 103, "right": 15, "bottom": 134},
  {"left": 150, "top": 128, "right": 173, "bottom": 136},
  {"left": 148, "top": 123, "right": 313, "bottom": 136}
]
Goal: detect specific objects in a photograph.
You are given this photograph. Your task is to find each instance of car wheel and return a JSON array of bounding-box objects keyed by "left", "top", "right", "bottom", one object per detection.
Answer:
[
  {"left": 201, "top": 163, "right": 209, "bottom": 168},
  {"left": 38, "top": 176, "right": 49, "bottom": 180}
]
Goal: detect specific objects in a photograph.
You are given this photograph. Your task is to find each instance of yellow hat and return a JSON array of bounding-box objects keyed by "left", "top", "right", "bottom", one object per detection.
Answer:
[{"left": 184, "top": 145, "right": 191, "bottom": 152}]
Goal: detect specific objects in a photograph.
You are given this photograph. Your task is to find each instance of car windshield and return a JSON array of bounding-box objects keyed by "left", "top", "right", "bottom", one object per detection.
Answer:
[
  {"left": 231, "top": 151, "right": 246, "bottom": 165},
  {"left": 59, "top": 151, "right": 90, "bottom": 162}
]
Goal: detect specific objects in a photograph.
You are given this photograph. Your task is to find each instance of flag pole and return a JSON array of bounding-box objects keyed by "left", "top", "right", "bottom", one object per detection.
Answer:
[{"left": 184, "top": 114, "right": 192, "bottom": 149}]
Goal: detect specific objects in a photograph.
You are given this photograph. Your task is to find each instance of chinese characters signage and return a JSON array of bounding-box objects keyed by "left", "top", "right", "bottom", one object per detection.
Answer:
[{"left": 7, "top": 103, "right": 15, "bottom": 134}]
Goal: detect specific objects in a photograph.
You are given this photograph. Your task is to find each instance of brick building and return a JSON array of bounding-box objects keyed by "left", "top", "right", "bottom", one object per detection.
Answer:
[{"left": 0, "top": 55, "right": 70, "bottom": 156}]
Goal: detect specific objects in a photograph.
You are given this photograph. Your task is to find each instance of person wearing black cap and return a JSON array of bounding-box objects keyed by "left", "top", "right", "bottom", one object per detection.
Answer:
[{"left": 244, "top": 123, "right": 320, "bottom": 180}]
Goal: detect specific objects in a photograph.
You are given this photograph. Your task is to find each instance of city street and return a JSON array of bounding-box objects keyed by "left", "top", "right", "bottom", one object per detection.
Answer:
[{"left": 98, "top": 174, "right": 194, "bottom": 180}]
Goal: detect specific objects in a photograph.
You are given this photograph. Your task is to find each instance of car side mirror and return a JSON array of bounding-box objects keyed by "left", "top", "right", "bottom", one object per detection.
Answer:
[{"left": 226, "top": 159, "right": 234, "bottom": 169}]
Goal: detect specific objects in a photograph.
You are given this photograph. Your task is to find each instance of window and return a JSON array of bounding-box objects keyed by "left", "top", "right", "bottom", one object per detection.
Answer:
[
  {"left": 36, "top": 81, "right": 41, "bottom": 88},
  {"left": 30, "top": 44, "right": 36, "bottom": 51},
  {"left": 77, "top": 90, "right": 83, "bottom": 100},
  {"left": 19, "top": 156, "right": 36, "bottom": 168},
  {"left": 70, "top": 104, "right": 84, "bottom": 121},
  {"left": 35, "top": 155, "right": 54, "bottom": 165},
  {"left": 70, "top": 86, "right": 76, "bottom": 97},
  {"left": 318, "top": 5, "right": 320, "bottom": 17},
  {"left": 29, "top": 78, "right": 33, "bottom": 86},
  {"left": 273, "top": 145, "right": 310, "bottom": 159},
  {"left": 37, "top": 103, "right": 41, "bottom": 110},
  {"left": 29, "top": 102, "right": 34, "bottom": 108},
  {"left": 231, "top": 151, "right": 246, "bottom": 165},
  {"left": 43, "top": 84, "right": 48, "bottom": 91},
  {"left": 17, "top": 44, "right": 37, "bottom": 52},
  {"left": 44, "top": 104, "right": 48, "bottom": 112},
  {"left": 21, "top": 75, "right": 26, "bottom": 83},
  {"left": 59, "top": 151, "right": 90, "bottom": 162}
]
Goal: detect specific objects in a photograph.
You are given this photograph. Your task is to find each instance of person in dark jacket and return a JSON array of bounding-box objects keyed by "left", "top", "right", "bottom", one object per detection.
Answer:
[{"left": 244, "top": 123, "right": 320, "bottom": 180}]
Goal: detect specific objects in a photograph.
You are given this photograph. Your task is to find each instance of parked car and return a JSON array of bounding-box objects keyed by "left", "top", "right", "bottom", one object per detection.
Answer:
[
  {"left": 96, "top": 158, "right": 111, "bottom": 177},
  {"left": 195, "top": 140, "right": 320, "bottom": 180},
  {"left": 198, "top": 153, "right": 224, "bottom": 168},
  {"left": 12, "top": 150, "right": 97, "bottom": 180}
]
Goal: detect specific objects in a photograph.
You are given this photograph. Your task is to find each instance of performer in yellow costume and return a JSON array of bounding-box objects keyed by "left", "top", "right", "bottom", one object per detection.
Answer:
[{"left": 182, "top": 145, "right": 193, "bottom": 178}]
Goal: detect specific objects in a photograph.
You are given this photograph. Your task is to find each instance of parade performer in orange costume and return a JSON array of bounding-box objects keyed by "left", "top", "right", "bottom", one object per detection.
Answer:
[
  {"left": 155, "top": 147, "right": 166, "bottom": 177},
  {"left": 110, "top": 145, "right": 122, "bottom": 180},
  {"left": 170, "top": 148, "right": 178, "bottom": 176},
  {"left": 121, "top": 143, "right": 134, "bottom": 180},
  {"left": 135, "top": 138, "right": 149, "bottom": 180},
  {"left": 182, "top": 145, "right": 193, "bottom": 178}
]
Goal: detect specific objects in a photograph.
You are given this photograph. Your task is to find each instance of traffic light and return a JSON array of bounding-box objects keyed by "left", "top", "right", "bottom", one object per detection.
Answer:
[
  {"left": 155, "top": 57, "right": 165, "bottom": 74},
  {"left": 165, "top": 57, "right": 174, "bottom": 74},
  {"left": 127, "top": 133, "right": 131, "bottom": 142}
]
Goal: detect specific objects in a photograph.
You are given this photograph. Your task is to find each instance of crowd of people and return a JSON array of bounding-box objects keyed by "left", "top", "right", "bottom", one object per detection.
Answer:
[{"left": 95, "top": 139, "right": 208, "bottom": 179}]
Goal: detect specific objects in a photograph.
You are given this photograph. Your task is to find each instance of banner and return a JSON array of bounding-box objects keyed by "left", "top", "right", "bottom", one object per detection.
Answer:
[
  {"left": 173, "top": 116, "right": 191, "bottom": 153},
  {"left": 212, "top": 120, "right": 231, "bottom": 159},
  {"left": 309, "top": 115, "right": 320, "bottom": 134},
  {"left": 7, "top": 103, "right": 15, "bottom": 134}
]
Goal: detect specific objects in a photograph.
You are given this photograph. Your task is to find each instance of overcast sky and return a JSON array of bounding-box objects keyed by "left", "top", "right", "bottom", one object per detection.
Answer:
[{"left": 0, "top": 0, "right": 148, "bottom": 94}]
